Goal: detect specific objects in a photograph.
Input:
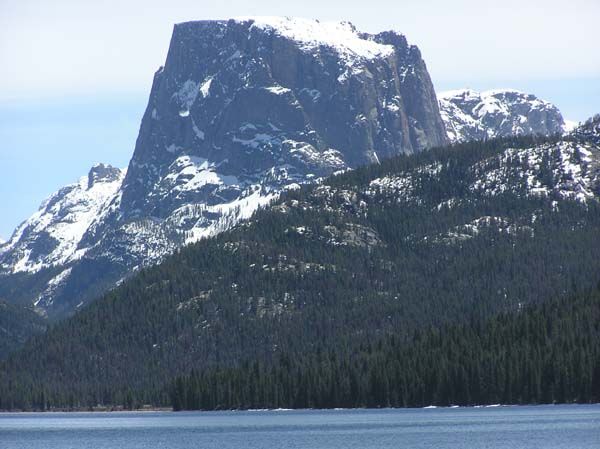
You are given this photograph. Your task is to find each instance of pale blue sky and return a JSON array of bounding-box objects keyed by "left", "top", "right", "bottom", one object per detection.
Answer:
[{"left": 1, "top": 0, "right": 599, "bottom": 239}]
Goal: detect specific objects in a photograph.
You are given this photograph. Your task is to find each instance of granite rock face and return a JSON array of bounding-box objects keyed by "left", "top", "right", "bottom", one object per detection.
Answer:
[
  {"left": 118, "top": 18, "right": 447, "bottom": 223},
  {"left": 87, "top": 164, "right": 122, "bottom": 189},
  {"left": 439, "top": 89, "right": 568, "bottom": 143},
  {"left": 0, "top": 18, "right": 447, "bottom": 319}
]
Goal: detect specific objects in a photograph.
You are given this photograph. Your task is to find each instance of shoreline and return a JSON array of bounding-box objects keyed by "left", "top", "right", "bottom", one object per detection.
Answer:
[{"left": 2, "top": 402, "right": 598, "bottom": 414}]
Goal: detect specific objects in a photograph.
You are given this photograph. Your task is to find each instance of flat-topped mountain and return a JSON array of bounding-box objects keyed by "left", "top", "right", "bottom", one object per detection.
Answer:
[{"left": 0, "top": 17, "right": 447, "bottom": 320}]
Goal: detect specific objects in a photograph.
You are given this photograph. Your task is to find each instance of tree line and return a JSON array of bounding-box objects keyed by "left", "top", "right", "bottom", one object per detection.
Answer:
[{"left": 173, "top": 287, "right": 600, "bottom": 410}]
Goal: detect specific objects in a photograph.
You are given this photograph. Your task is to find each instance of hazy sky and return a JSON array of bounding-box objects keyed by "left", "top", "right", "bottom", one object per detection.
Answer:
[{"left": 1, "top": 0, "right": 599, "bottom": 238}]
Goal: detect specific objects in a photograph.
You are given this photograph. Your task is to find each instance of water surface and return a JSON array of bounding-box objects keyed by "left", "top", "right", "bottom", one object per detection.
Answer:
[{"left": 1, "top": 404, "right": 599, "bottom": 448}]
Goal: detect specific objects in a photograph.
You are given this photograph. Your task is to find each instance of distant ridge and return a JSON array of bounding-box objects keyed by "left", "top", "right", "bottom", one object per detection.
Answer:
[{"left": 439, "top": 88, "right": 567, "bottom": 143}]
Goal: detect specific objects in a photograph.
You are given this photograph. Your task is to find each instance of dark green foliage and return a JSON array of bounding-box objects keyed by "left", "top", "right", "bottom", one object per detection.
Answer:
[
  {"left": 172, "top": 288, "right": 600, "bottom": 409},
  {"left": 0, "top": 267, "right": 63, "bottom": 308},
  {"left": 1, "top": 135, "right": 599, "bottom": 410},
  {"left": 0, "top": 299, "right": 46, "bottom": 359}
]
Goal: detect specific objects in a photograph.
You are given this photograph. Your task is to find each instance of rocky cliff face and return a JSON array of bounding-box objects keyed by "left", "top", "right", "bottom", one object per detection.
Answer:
[
  {"left": 439, "top": 89, "right": 569, "bottom": 143},
  {"left": 0, "top": 17, "right": 447, "bottom": 319},
  {"left": 116, "top": 18, "right": 446, "bottom": 226}
]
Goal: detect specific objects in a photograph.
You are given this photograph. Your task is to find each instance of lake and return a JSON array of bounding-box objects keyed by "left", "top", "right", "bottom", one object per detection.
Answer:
[{"left": 1, "top": 405, "right": 599, "bottom": 448}]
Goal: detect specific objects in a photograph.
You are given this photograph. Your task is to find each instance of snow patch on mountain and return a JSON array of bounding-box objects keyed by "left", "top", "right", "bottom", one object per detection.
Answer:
[
  {"left": 34, "top": 267, "right": 73, "bottom": 309},
  {"left": 439, "top": 89, "right": 567, "bottom": 143},
  {"left": 183, "top": 188, "right": 279, "bottom": 244},
  {"left": 0, "top": 17, "right": 448, "bottom": 318},
  {"left": 429, "top": 216, "right": 534, "bottom": 245},
  {"left": 365, "top": 139, "right": 599, "bottom": 207},
  {"left": 235, "top": 16, "right": 394, "bottom": 64},
  {"left": 285, "top": 141, "right": 346, "bottom": 171},
  {"left": 0, "top": 165, "right": 125, "bottom": 273},
  {"left": 470, "top": 140, "right": 599, "bottom": 202},
  {"left": 164, "top": 156, "right": 239, "bottom": 192},
  {"left": 174, "top": 80, "right": 200, "bottom": 112},
  {"left": 200, "top": 77, "right": 213, "bottom": 98},
  {"left": 366, "top": 162, "right": 443, "bottom": 204}
]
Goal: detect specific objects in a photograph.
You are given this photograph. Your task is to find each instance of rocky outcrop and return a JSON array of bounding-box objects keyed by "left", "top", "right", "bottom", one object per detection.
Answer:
[{"left": 439, "top": 89, "right": 568, "bottom": 143}]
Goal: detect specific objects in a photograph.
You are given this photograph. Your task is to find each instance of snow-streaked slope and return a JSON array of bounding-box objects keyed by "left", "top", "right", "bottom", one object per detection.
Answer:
[
  {"left": 81, "top": 18, "right": 444, "bottom": 271},
  {"left": 286, "top": 123, "right": 599, "bottom": 252},
  {"left": 470, "top": 140, "right": 599, "bottom": 202},
  {"left": 235, "top": 16, "right": 394, "bottom": 62},
  {"left": 0, "top": 164, "right": 125, "bottom": 273},
  {"left": 365, "top": 126, "right": 599, "bottom": 209},
  {"left": 364, "top": 124, "right": 599, "bottom": 244},
  {"left": 439, "top": 89, "right": 567, "bottom": 143},
  {"left": 1, "top": 17, "right": 447, "bottom": 319}
]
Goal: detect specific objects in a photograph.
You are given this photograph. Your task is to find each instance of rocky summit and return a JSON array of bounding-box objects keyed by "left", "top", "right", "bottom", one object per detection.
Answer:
[
  {"left": 0, "top": 164, "right": 125, "bottom": 275},
  {"left": 0, "top": 17, "right": 447, "bottom": 319},
  {"left": 439, "top": 89, "right": 570, "bottom": 143}
]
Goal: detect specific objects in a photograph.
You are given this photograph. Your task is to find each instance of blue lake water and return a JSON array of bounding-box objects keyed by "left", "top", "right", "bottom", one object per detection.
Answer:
[{"left": 1, "top": 405, "right": 599, "bottom": 448}]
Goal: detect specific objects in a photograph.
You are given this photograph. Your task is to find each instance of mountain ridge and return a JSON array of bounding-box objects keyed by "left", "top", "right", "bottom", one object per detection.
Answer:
[
  {"left": 0, "top": 17, "right": 447, "bottom": 319},
  {"left": 2, "top": 130, "right": 600, "bottom": 408},
  {"left": 0, "top": 17, "right": 592, "bottom": 326},
  {"left": 439, "top": 88, "right": 568, "bottom": 143},
  {"left": 0, "top": 164, "right": 125, "bottom": 275}
]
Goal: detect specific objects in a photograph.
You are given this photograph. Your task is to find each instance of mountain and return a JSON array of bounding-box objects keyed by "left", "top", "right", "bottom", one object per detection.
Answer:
[
  {"left": 0, "top": 164, "right": 124, "bottom": 274},
  {"left": 2, "top": 126, "right": 599, "bottom": 409},
  {"left": 0, "top": 17, "right": 447, "bottom": 320},
  {"left": 439, "top": 89, "right": 569, "bottom": 143},
  {"left": 0, "top": 164, "right": 125, "bottom": 315}
]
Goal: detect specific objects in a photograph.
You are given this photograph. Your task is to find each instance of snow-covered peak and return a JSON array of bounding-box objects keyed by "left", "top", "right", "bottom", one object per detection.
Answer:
[
  {"left": 439, "top": 89, "right": 567, "bottom": 143},
  {"left": 439, "top": 89, "right": 552, "bottom": 114},
  {"left": 1, "top": 16, "right": 447, "bottom": 319},
  {"left": 234, "top": 16, "right": 395, "bottom": 62},
  {"left": 0, "top": 165, "right": 126, "bottom": 273}
]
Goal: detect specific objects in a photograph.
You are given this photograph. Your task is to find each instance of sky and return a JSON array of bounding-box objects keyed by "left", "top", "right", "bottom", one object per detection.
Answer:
[{"left": 0, "top": 0, "right": 599, "bottom": 239}]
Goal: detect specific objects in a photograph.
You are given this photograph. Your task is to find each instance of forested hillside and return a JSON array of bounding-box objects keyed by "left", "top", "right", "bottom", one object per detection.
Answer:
[
  {"left": 0, "top": 300, "right": 46, "bottom": 359},
  {"left": 1, "top": 132, "right": 599, "bottom": 410},
  {"left": 173, "top": 287, "right": 600, "bottom": 410}
]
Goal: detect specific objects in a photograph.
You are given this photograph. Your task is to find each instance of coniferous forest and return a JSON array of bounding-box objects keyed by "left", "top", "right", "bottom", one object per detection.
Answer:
[
  {"left": 1, "top": 135, "right": 600, "bottom": 410},
  {"left": 172, "top": 288, "right": 600, "bottom": 410}
]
